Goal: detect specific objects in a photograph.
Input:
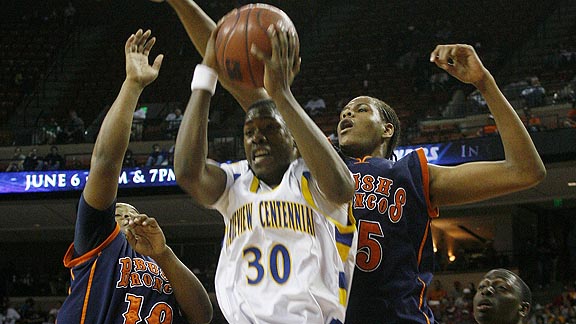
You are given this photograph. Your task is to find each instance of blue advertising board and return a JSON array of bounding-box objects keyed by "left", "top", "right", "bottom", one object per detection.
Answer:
[{"left": 0, "top": 138, "right": 505, "bottom": 194}]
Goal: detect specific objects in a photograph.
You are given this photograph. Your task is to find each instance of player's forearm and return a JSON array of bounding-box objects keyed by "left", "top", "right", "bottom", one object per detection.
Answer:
[
  {"left": 272, "top": 91, "right": 354, "bottom": 204},
  {"left": 165, "top": 0, "right": 215, "bottom": 56},
  {"left": 174, "top": 91, "right": 210, "bottom": 176},
  {"left": 153, "top": 247, "right": 213, "bottom": 324},
  {"left": 92, "top": 80, "right": 143, "bottom": 170},
  {"left": 174, "top": 90, "right": 221, "bottom": 203},
  {"left": 478, "top": 75, "right": 546, "bottom": 185}
]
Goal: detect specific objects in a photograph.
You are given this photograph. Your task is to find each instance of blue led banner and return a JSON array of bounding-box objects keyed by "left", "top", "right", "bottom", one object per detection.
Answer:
[
  {"left": 0, "top": 167, "right": 177, "bottom": 194},
  {"left": 0, "top": 137, "right": 505, "bottom": 195},
  {"left": 394, "top": 138, "right": 503, "bottom": 165}
]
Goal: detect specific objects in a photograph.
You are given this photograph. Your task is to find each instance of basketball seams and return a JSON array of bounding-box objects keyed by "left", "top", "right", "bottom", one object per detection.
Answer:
[
  {"left": 244, "top": 7, "right": 258, "bottom": 88},
  {"left": 216, "top": 3, "right": 298, "bottom": 89},
  {"left": 217, "top": 10, "right": 241, "bottom": 81}
]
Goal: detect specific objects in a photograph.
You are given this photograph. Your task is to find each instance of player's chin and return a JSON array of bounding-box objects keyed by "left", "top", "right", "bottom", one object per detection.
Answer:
[
  {"left": 473, "top": 310, "right": 494, "bottom": 324},
  {"left": 338, "top": 137, "right": 356, "bottom": 151},
  {"left": 251, "top": 155, "right": 274, "bottom": 168}
]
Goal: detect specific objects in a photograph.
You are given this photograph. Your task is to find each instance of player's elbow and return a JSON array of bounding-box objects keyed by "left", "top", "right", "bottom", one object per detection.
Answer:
[
  {"left": 174, "top": 167, "right": 201, "bottom": 196},
  {"left": 174, "top": 160, "right": 200, "bottom": 185},
  {"left": 512, "top": 162, "right": 546, "bottom": 190},
  {"left": 525, "top": 163, "right": 547, "bottom": 187},
  {"left": 192, "top": 306, "right": 213, "bottom": 324},
  {"left": 328, "top": 174, "right": 356, "bottom": 205},
  {"left": 341, "top": 176, "right": 356, "bottom": 203}
]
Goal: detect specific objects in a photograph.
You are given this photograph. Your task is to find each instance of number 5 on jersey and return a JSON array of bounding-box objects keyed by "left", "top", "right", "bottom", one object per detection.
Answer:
[{"left": 356, "top": 220, "right": 384, "bottom": 272}]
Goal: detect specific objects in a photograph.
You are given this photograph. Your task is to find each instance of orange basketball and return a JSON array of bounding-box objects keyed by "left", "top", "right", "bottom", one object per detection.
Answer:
[{"left": 215, "top": 3, "right": 299, "bottom": 89}]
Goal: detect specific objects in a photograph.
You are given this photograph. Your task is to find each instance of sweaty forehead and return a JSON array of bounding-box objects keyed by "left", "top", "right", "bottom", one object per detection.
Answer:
[
  {"left": 245, "top": 106, "right": 283, "bottom": 124},
  {"left": 345, "top": 97, "right": 376, "bottom": 110},
  {"left": 482, "top": 272, "right": 516, "bottom": 288}
]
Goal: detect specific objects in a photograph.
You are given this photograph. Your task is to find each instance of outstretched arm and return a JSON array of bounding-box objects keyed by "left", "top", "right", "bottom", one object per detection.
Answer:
[
  {"left": 174, "top": 29, "right": 228, "bottom": 206},
  {"left": 124, "top": 214, "right": 213, "bottom": 324},
  {"left": 252, "top": 24, "right": 354, "bottom": 205},
  {"left": 428, "top": 44, "right": 546, "bottom": 208},
  {"left": 157, "top": 0, "right": 269, "bottom": 110},
  {"left": 83, "top": 29, "right": 163, "bottom": 210}
]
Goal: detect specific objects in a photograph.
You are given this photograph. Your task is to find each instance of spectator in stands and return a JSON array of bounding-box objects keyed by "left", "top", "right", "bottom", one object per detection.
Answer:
[
  {"left": 563, "top": 105, "right": 576, "bottom": 128},
  {"left": 468, "top": 89, "right": 488, "bottom": 113},
  {"left": 466, "top": 282, "right": 477, "bottom": 297},
  {"left": 429, "top": 71, "right": 449, "bottom": 92},
  {"left": 473, "top": 268, "right": 531, "bottom": 324},
  {"left": 123, "top": 149, "right": 137, "bottom": 168},
  {"left": 63, "top": 109, "right": 85, "bottom": 143},
  {"left": 476, "top": 115, "right": 498, "bottom": 137},
  {"left": 304, "top": 94, "right": 326, "bottom": 116},
  {"left": 145, "top": 143, "right": 166, "bottom": 166},
  {"left": 451, "top": 280, "right": 465, "bottom": 301},
  {"left": 443, "top": 89, "right": 466, "bottom": 117},
  {"left": 522, "top": 107, "right": 544, "bottom": 132},
  {"left": 32, "top": 116, "right": 48, "bottom": 145},
  {"left": 132, "top": 106, "right": 147, "bottom": 140},
  {"left": 42, "top": 116, "right": 63, "bottom": 145},
  {"left": 521, "top": 76, "right": 546, "bottom": 108},
  {"left": 2, "top": 298, "right": 21, "bottom": 324},
  {"left": 429, "top": 280, "right": 449, "bottom": 303},
  {"left": 19, "top": 297, "right": 42, "bottom": 323},
  {"left": 44, "top": 145, "right": 65, "bottom": 170},
  {"left": 527, "top": 113, "right": 543, "bottom": 132},
  {"left": 165, "top": 107, "right": 183, "bottom": 139},
  {"left": 164, "top": 144, "right": 175, "bottom": 166},
  {"left": 553, "top": 80, "right": 575, "bottom": 104},
  {"left": 23, "top": 148, "right": 44, "bottom": 171},
  {"left": 5, "top": 147, "right": 26, "bottom": 172},
  {"left": 458, "top": 287, "right": 474, "bottom": 311}
]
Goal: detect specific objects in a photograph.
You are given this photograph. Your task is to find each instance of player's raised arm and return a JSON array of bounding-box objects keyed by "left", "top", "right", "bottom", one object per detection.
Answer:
[
  {"left": 174, "top": 29, "right": 228, "bottom": 206},
  {"left": 427, "top": 44, "right": 546, "bottom": 208},
  {"left": 251, "top": 24, "right": 354, "bottom": 205},
  {"left": 153, "top": 0, "right": 269, "bottom": 110},
  {"left": 83, "top": 29, "right": 163, "bottom": 210}
]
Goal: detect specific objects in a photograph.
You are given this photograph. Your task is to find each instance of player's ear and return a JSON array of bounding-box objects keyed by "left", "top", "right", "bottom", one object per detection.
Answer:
[{"left": 380, "top": 122, "right": 394, "bottom": 141}]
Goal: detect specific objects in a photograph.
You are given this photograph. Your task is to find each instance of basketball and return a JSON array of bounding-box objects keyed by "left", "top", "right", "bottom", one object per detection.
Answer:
[{"left": 215, "top": 3, "right": 299, "bottom": 89}]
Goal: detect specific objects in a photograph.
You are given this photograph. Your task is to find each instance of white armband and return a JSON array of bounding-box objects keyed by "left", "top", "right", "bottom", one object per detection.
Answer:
[{"left": 190, "top": 64, "right": 218, "bottom": 95}]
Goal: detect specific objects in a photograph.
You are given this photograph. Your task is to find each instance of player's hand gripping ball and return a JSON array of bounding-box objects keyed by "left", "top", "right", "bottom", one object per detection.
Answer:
[{"left": 215, "top": 3, "right": 299, "bottom": 89}]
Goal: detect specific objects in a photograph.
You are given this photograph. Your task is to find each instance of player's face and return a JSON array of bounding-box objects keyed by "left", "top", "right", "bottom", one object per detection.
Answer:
[
  {"left": 473, "top": 273, "right": 523, "bottom": 324},
  {"left": 243, "top": 106, "right": 296, "bottom": 186},
  {"left": 337, "top": 96, "right": 388, "bottom": 158},
  {"left": 115, "top": 203, "right": 140, "bottom": 231}
]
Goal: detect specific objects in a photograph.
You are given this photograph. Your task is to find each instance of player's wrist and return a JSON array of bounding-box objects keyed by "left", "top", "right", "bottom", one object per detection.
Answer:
[
  {"left": 191, "top": 64, "right": 218, "bottom": 95},
  {"left": 473, "top": 71, "right": 495, "bottom": 93},
  {"left": 150, "top": 246, "right": 173, "bottom": 263},
  {"left": 123, "top": 79, "right": 146, "bottom": 93}
]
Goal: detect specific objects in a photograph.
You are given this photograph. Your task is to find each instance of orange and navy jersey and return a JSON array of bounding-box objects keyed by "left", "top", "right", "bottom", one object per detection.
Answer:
[
  {"left": 57, "top": 196, "right": 187, "bottom": 324},
  {"left": 344, "top": 149, "right": 439, "bottom": 324}
]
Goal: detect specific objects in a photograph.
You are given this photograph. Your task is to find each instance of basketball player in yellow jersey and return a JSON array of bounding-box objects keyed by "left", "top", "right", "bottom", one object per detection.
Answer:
[{"left": 174, "top": 23, "right": 357, "bottom": 323}]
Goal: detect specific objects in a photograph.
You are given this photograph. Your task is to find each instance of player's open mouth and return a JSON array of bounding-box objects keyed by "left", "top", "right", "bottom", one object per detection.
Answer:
[
  {"left": 476, "top": 300, "right": 492, "bottom": 312},
  {"left": 339, "top": 119, "right": 354, "bottom": 133},
  {"left": 253, "top": 149, "right": 271, "bottom": 162}
]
